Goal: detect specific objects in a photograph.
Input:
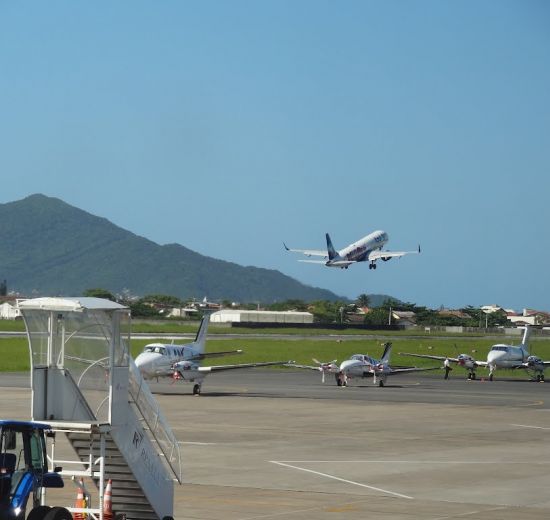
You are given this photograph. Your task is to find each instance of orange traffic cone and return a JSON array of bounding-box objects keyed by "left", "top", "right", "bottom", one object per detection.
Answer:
[
  {"left": 103, "top": 479, "right": 113, "bottom": 520},
  {"left": 73, "top": 479, "right": 87, "bottom": 519}
]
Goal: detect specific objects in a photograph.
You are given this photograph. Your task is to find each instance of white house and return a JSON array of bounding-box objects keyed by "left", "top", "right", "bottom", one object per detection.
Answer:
[{"left": 0, "top": 301, "right": 21, "bottom": 319}]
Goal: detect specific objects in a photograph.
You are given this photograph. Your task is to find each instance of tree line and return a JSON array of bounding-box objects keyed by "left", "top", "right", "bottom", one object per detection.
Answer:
[{"left": 82, "top": 289, "right": 508, "bottom": 328}]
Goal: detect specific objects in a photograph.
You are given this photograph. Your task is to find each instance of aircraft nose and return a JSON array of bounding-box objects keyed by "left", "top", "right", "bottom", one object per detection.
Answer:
[
  {"left": 487, "top": 351, "right": 504, "bottom": 364},
  {"left": 339, "top": 360, "right": 353, "bottom": 373},
  {"left": 135, "top": 352, "right": 157, "bottom": 376}
]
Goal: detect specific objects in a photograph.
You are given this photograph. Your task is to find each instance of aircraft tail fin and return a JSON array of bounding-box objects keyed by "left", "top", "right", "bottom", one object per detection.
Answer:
[
  {"left": 521, "top": 325, "right": 531, "bottom": 348},
  {"left": 193, "top": 314, "right": 211, "bottom": 353},
  {"left": 325, "top": 233, "right": 338, "bottom": 260},
  {"left": 381, "top": 342, "right": 392, "bottom": 363}
]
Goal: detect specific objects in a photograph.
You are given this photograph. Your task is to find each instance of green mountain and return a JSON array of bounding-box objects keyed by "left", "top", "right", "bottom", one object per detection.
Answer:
[{"left": 0, "top": 194, "right": 342, "bottom": 302}]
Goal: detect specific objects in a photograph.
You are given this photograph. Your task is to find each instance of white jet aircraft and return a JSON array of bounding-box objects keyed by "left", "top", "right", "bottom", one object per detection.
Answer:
[
  {"left": 401, "top": 327, "right": 549, "bottom": 382},
  {"left": 291, "top": 343, "right": 435, "bottom": 387},
  {"left": 134, "top": 314, "right": 290, "bottom": 395},
  {"left": 283, "top": 230, "right": 420, "bottom": 269}
]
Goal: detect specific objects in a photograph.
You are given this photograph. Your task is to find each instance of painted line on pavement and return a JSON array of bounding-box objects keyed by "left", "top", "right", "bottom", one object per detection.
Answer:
[{"left": 270, "top": 460, "right": 414, "bottom": 499}]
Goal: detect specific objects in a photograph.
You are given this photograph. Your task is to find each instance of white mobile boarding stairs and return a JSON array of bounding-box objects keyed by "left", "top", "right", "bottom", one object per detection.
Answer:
[{"left": 19, "top": 297, "right": 182, "bottom": 520}]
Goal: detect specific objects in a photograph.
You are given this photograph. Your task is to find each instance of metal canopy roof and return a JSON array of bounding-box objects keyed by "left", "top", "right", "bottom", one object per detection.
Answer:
[{"left": 18, "top": 297, "right": 127, "bottom": 312}]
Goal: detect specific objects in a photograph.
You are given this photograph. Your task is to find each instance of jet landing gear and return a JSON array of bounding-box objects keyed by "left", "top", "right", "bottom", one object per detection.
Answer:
[
  {"left": 193, "top": 383, "right": 202, "bottom": 395},
  {"left": 535, "top": 373, "right": 545, "bottom": 382},
  {"left": 368, "top": 262, "right": 377, "bottom": 270},
  {"left": 467, "top": 371, "right": 476, "bottom": 380}
]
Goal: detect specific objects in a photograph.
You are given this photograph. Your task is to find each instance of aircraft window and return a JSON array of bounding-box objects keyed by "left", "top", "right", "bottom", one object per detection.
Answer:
[
  {"left": 351, "top": 354, "right": 362, "bottom": 360},
  {"left": 491, "top": 346, "right": 508, "bottom": 352},
  {"left": 154, "top": 347, "right": 166, "bottom": 355},
  {"left": 144, "top": 346, "right": 155, "bottom": 353}
]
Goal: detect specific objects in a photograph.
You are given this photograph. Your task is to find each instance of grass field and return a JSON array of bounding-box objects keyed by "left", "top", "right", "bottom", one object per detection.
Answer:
[
  {"left": 2, "top": 333, "right": 550, "bottom": 378},
  {"left": 0, "top": 318, "right": 495, "bottom": 337}
]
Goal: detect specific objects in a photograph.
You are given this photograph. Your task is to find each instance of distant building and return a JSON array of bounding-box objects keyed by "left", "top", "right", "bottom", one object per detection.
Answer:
[
  {"left": 0, "top": 299, "right": 25, "bottom": 319},
  {"left": 437, "top": 309, "right": 471, "bottom": 320},
  {"left": 165, "top": 307, "right": 200, "bottom": 318},
  {"left": 390, "top": 310, "right": 416, "bottom": 329},
  {"left": 210, "top": 309, "right": 314, "bottom": 324},
  {"left": 507, "top": 309, "right": 550, "bottom": 326}
]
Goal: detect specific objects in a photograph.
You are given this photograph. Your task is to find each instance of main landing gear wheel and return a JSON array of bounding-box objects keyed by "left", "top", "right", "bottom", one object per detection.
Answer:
[
  {"left": 378, "top": 380, "right": 384, "bottom": 387},
  {"left": 27, "top": 506, "right": 51, "bottom": 520},
  {"left": 43, "top": 507, "right": 73, "bottom": 520},
  {"left": 193, "top": 383, "right": 201, "bottom": 395},
  {"left": 489, "top": 374, "right": 494, "bottom": 381}
]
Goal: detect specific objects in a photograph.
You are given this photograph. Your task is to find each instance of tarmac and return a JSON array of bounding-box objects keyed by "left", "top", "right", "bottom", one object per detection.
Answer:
[{"left": 1, "top": 370, "right": 549, "bottom": 519}]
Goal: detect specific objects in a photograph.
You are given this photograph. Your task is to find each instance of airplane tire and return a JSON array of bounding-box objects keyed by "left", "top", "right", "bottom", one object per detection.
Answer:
[
  {"left": 43, "top": 507, "right": 72, "bottom": 520},
  {"left": 472, "top": 373, "right": 476, "bottom": 380},
  {"left": 27, "top": 506, "right": 51, "bottom": 520},
  {"left": 489, "top": 374, "right": 493, "bottom": 381},
  {"left": 193, "top": 384, "right": 201, "bottom": 395},
  {"left": 378, "top": 380, "right": 384, "bottom": 387}
]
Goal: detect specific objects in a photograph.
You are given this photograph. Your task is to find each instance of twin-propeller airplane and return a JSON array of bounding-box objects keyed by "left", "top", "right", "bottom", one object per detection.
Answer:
[
  {"left": 291, "top": 343, "right": 436, "bottom": 387},
  {"left": 400, "top": 326, "right": 550, "bottom": 382},
  {"left": 284, "top": 230, "right": 420, "bottom": 270},
  {"left": 135, "top": 314, "right": 290, "bottom": 395}
]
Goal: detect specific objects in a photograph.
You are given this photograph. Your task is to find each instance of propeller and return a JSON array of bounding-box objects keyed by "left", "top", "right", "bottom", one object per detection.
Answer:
[{"left": 312, "top": 358, "right": 338, "bottom": 383}]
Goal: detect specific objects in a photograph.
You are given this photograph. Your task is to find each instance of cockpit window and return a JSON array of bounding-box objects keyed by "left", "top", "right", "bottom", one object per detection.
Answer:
[
  {"left": 144, "top": 345, "right": 166, "bottom": 355},
  {"left": 490, "top": 346, "right": 509, "bottom": 352}
]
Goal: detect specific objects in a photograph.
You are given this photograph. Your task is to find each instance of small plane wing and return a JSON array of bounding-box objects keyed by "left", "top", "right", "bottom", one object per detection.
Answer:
[
  {"left": 299, "top": 259, "right": 329, "bottom": 264},
  {"left": 189, "top": 349, "right": 243, "bottom": 361},
  {"left": 287, "top": 363, "right": 319, "bottom": 371},
  {"left": 517, "top": 360, "right": 550, "bottom": 369},
  {"left": 368, "top": 245, "right": 421, "bottom": 262},
  {"left": 386, "top": 366, "right": 441, "bottom": 375},
  {"left": 283, "top": 243, "right": 328, "bottom": 258},
  {"left": 399, "top": 352, "right": 461, "bottom": 364},
  {"left": 197, "top": 360, "right": 292, "bottom": 373}
]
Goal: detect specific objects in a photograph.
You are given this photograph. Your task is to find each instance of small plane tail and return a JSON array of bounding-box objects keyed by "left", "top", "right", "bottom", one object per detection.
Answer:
[
  {"left": 380, "top": 342, "right": 392, "bottom": 363},
  {"left": 520, "top": 325, "right": 531, "bottom": 349},
  {"left": 325, "top": 233, "right": 338, "bottom": 260},
  {"left": 193, "top": 313, "right": 211, "bottom": 353}
]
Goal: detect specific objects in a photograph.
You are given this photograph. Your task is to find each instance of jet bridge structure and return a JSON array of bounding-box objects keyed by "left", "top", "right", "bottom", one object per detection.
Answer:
[{"left": 19, "top": 297, "right": 182, "bottom": 520}]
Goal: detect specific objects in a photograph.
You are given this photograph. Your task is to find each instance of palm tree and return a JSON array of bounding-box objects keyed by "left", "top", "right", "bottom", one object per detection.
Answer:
[{"left": 356, "top": 293, "right": 371, "bottom": 308}]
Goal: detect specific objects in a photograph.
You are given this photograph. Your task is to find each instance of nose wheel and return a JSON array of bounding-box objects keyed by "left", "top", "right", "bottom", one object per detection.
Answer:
[
  {"left": 369, "top": 263, "right": 377, "bottom": 270},
  {"left": 193, "top": 383, "right": 202, "bottom": 395}
]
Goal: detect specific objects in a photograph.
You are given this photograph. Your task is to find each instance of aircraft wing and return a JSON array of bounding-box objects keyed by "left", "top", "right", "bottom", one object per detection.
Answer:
[
  {"left": 283, "top": 243, "right": 328, "bottom": 258},
  {"left": 189, "top": 349, "right": 243, "bottom": 361},
  {"left": 197, "top": 360, "right": 291, "bottom": 373},
  {"left": 386, "top": 366, "right": 441, "bottom": 375},
  {"left": 399, "top": 352, "right": 461, "bottom": 364},
  {"left": 299, "top": 259, "right": 329, "bottom": 264},
  {"left": 517, "top": 360, "right": 550, "bottom": 369},
  {"left": 368, "top": 247, "right": 420, "bottom": 262},
  {"left": 326, "top": 260, "right": 357, "bottom": 267},
  {"left": 286, "top": 363, "right": 322, "bottom": 371}
]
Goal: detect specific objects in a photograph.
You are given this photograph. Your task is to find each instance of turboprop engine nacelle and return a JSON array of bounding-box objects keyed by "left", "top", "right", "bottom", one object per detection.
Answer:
[{"left": 172, "top": 360, "right": 202, "bottom": 381}]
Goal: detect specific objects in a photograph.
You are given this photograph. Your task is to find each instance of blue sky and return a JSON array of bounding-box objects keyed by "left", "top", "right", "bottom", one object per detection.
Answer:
[{"left": 1, "top": 1, "right": 549, "bottom": 310}]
